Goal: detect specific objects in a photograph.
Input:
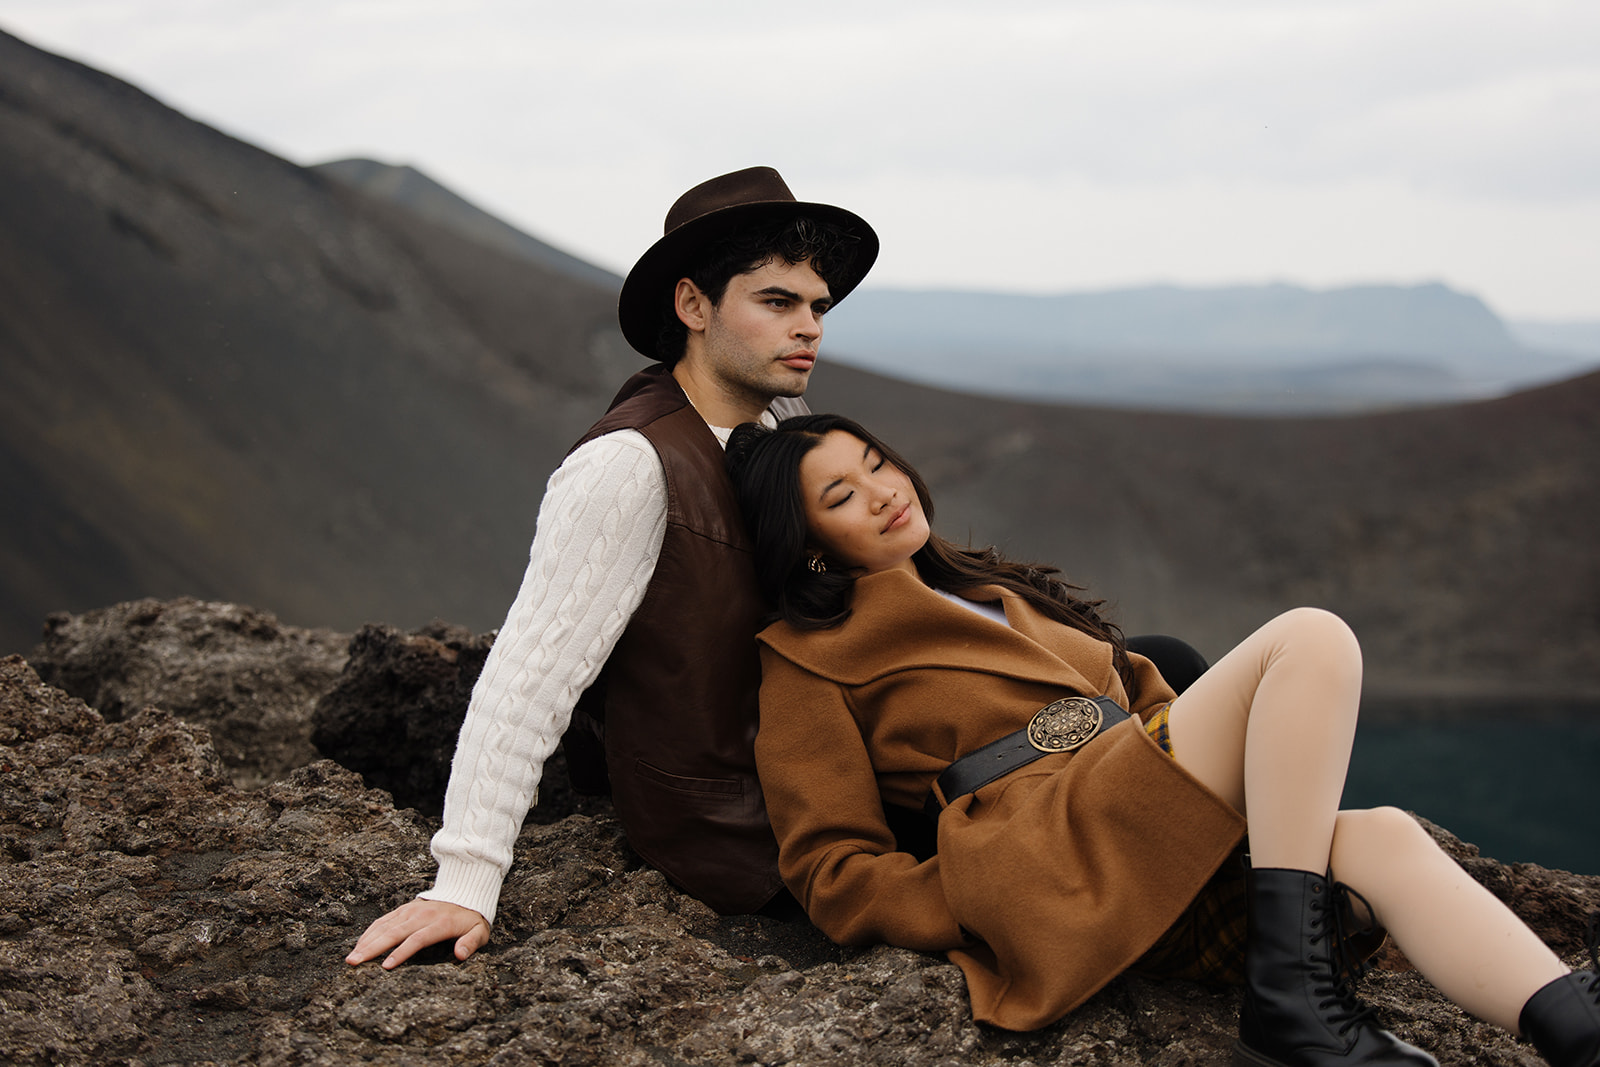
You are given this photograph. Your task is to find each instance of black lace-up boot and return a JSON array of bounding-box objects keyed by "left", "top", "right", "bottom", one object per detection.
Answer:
[
  {"left": 1234, "top": 866, "right": 1437, "bottom": 1066},
  {"left": 1519, "top": 912, "right": 1600, "bottom": 1067}
]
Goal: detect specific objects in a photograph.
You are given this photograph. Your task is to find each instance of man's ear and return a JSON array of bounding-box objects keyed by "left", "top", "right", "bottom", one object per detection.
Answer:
[{"left": 674, "top": 278, "right": 710, "bottom": 333}]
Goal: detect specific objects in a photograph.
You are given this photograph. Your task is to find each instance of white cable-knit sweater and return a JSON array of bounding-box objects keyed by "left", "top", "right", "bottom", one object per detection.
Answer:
[{"left": 419, "top": 417, "right": 760, "bottom": 924}]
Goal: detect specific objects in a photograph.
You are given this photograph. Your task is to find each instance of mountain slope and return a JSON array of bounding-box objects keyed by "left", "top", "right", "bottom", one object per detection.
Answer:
[
  {"left": 313, "top": 157, "right": 622, "bottom": 289},
  {"left": 809, "top": 367, "right": 1600, "bottom": 697},
  {"left": 2, "top": 28, "right": 1596, "bottom": 698},
  {"left": 0, "top": 28, "right": 627, "bottom": 650}
]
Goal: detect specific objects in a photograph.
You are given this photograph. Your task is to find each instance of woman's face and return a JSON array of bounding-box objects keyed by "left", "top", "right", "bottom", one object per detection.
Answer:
[{"left": 799, "top": 430, "right": 929, "bottom": 576}]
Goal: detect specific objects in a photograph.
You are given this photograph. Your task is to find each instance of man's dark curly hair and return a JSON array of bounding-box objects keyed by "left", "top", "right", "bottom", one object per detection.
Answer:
[{"left": 654, "top": 215, "right": 863, "bottom": 365}]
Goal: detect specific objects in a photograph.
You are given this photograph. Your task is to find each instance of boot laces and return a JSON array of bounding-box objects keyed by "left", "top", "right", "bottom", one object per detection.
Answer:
[{"left": 1308, "top": 881, "right": 1380, "bottom": 1037}]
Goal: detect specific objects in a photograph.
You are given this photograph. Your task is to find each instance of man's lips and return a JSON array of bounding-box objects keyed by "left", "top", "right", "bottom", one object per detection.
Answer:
[
  {"left": 780, "top": 351, "right": 816, "bottom": 370},
  {"left": 883, "top": 503, "right": 911, "bottom": 533}
]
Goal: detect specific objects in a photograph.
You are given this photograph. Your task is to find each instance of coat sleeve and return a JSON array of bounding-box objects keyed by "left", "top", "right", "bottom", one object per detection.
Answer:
[
  {"left": 754, "top": 646, "right": 971, "bottom": 952},
  {"left": 1126, "top": 650, "right": 1179, "bottom": 722}
]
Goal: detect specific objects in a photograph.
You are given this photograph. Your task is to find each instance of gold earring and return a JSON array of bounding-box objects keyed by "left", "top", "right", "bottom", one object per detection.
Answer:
[{"left": 807, "top": 554, "right": 827, "bottom": 574}]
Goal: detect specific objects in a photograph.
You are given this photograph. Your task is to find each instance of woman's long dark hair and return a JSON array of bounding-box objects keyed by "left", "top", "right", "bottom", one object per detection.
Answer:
[{"left": 726, "top": 413, "right": 1138, "bottom": 699}]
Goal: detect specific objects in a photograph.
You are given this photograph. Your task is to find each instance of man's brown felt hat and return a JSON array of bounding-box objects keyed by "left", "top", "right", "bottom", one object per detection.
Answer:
[{"left": 617, "top": 166, "right": 879, "bottom": 358}]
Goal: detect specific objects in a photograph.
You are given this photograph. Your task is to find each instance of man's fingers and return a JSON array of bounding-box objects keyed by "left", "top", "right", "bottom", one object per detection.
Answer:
[
  {"left": 381, "top": 929, "right": 432, "bottom": 970},
  {"left": 455, "top": 920, "right": 492, "bottom": 961},
  {"left": 345, "top": 919, "right": 404, "bottom": 965},
  {"left": 345, "top": 899, "right": 488, "bottom": 968}
]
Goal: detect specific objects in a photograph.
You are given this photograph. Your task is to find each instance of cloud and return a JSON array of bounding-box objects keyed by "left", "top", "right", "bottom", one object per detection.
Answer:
[{"left": 2, "top": 0, "right": 1597, "bottom": 317}]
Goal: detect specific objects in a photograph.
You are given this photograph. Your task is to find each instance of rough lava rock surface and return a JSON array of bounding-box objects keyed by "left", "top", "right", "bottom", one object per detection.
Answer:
[
  {"left": 4, "top": 603, "right": 1599, "bottom": 1065},
  {"left": 308, "top": 620, "right": 492, "bottom": 818},
  {"left": 27, "top": 598, "right": 350, "bottom": 790},
  {"left": 307, "top": 619, "right": 608, "bottom": 823}
]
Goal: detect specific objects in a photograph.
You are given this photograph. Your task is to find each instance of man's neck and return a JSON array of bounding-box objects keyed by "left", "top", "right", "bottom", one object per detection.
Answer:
[{"left": 670, "top": 361, "right": 772, "bottom": 428}]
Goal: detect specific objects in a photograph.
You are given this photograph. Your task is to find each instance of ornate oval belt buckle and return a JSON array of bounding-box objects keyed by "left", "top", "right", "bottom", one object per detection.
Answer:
[{"left": 1027, "top": 696, "right": 1104, "bottom": 753}]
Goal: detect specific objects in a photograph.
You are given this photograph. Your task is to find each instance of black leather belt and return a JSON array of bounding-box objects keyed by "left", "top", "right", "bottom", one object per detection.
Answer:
[{"left": 925, "top": 696, "right": 1130, "bottom": 816}]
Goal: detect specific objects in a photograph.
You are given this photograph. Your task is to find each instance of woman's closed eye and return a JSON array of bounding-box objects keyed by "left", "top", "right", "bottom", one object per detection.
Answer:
[{"left": 825, "top": 454, "right": 888, "bottom": 508}]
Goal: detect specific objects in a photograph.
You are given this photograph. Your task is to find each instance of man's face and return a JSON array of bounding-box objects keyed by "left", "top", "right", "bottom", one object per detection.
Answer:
[{"left": 694, "top": 257, "right": 833, "bottom": 405}]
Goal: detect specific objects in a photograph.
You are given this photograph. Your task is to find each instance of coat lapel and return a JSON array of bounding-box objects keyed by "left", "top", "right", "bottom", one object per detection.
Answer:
[{"left": 756, "top": 568, "right": 1116, "bottom": 697}]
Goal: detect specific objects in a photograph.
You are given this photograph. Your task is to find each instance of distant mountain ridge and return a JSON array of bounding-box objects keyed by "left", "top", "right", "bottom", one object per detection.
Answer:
[
  {"left": 1508, "top": 319, "right": 1600, "bottom": 359},
  {"left": 320, "top": 158, "right": 1597, "bottom": 414},
  {"left": 842, "top": 282, "right": 1522, "bottom": 358},
  {"left": 821, "top": 285, "right": 1597, "bottom": 413}
]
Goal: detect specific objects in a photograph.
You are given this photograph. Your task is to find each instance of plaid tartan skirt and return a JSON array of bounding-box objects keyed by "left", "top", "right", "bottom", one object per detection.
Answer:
[{"left": 1129, "top": 703, "right": 1250, "bottom": 984}]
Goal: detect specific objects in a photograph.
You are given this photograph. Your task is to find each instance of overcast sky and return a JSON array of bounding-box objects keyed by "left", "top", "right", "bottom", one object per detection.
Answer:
[{"left": 3, "top": 0, "right": 1597, "bottom": 320}]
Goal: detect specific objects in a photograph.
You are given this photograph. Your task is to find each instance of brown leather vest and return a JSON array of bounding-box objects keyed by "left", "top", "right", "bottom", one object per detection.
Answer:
[{"left": 560, "top": 365, "right": 786, "bottom": 914}]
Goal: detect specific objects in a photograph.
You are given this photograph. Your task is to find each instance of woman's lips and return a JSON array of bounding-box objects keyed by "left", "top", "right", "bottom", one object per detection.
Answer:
[{"left": 884, "top": 503, "right": 911, "bottom": 533}]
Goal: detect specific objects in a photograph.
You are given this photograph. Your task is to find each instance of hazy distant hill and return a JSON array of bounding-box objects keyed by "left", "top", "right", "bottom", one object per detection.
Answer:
[
  {"left": 822, "top": 286, "right": 1597, "bottom": 413},
  {"left": 2, "top": 27, "right": 1596, "bottom": 699},
  {"left": 323, "top": 159, "right": 1596, "bottom": 415},
  {"left": 1508, "top": 320, "right": 1600, "bottom": 360}
]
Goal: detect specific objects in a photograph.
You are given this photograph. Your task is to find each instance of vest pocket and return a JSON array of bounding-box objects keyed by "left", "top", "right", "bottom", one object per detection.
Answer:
[{"left": 632, "top": 757, "right": 745, "bottom": 798}]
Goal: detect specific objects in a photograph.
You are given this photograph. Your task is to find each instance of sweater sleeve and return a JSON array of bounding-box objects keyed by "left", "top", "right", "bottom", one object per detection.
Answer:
[
  {"left": 753, "top": 646, "right": 971, "bottom": 952},
  {"left": 419, "top": 430, "right": 667, "bottom": 925}
]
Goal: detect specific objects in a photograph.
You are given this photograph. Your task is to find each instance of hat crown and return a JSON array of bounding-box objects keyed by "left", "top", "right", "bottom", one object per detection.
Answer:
[
  {"left": 618, "top": 166, "right": 877, "bottom": 359},
  {"left": 663, "top": 167, "right": 797, "bottom": 235}
]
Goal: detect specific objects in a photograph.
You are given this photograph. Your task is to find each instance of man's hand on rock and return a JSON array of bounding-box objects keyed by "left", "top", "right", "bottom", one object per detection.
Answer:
[{"left": 345, "top": 898, "right": 491, "bottom": 969}]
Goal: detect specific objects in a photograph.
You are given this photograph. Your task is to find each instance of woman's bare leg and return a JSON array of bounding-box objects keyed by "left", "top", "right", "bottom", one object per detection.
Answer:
[
  {"left": 1162, "top": 608, "right": 1567, "bottom": 1033},
  {"left": 1329, "top": 807, "right": 1566, "bottom": 1034},
  {"left": 1165, "top": 606, "right": 1361, "bottom": 873}
]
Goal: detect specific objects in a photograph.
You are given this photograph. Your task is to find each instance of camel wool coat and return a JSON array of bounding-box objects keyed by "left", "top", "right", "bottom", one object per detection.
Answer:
[{"left": 754, "top": 567, "right": 1248, "bottom": 1031}]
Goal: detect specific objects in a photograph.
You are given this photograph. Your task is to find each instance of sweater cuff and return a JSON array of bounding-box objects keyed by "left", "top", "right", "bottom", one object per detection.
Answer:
[{"left": 419, "top": 858, "right": 506, "bottom": 927}]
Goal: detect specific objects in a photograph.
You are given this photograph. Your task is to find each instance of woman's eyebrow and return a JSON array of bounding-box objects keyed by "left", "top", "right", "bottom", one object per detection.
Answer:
[{"left": 817, "top": 443, "right": 874, "bottom": 502}]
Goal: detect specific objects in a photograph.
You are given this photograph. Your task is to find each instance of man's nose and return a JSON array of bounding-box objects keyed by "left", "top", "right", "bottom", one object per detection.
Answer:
[{"left": 793, "top": 309, "right": 821, "bottom": 340}]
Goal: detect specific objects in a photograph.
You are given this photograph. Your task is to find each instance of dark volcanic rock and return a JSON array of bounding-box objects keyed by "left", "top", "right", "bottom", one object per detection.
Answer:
[
  {"left": 27, "top": 597, "right": 349, "bottom": 789},
  {"left": 309, "top": 621, "right": 490, "bottom": 817},
  {"left": 3, "top": 650, "right": 1598, "bottom": 1065},
  {"left": 309, "top": 620, "right": 605, "bottom": 821}
]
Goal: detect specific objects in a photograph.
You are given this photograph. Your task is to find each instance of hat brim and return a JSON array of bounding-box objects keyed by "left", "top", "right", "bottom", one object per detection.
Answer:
[{"left": 617, "top": 199, "right": 879, "bottom": 359}]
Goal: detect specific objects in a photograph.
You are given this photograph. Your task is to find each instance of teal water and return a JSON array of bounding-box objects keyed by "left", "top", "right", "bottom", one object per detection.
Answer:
[{"left": 1342, "top": 704, "right": 1600, "bottom": 876}]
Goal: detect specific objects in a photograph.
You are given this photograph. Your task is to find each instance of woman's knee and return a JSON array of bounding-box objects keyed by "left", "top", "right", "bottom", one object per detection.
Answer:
[
  {"left": 1276, "top": 606, "right": 1357, "bottom": 645},
  {"left": 1338, "top": 804, "right": 1423, "bottom": 835},
  {"left": 1271, "top": 606, "right": 1362, "bottom": 674},
  {"left": 1331, "top": 807, "right": 1435, "bottom": 870}
]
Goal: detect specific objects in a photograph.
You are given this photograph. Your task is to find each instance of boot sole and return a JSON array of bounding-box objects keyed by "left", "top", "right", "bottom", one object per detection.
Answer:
[
  {"left": 1232, "top": 1037, "right": 1440, "bottom": 1067},
  {"left": 1232, "top": 1042, "right": 1288, "bottom": 1067}
]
